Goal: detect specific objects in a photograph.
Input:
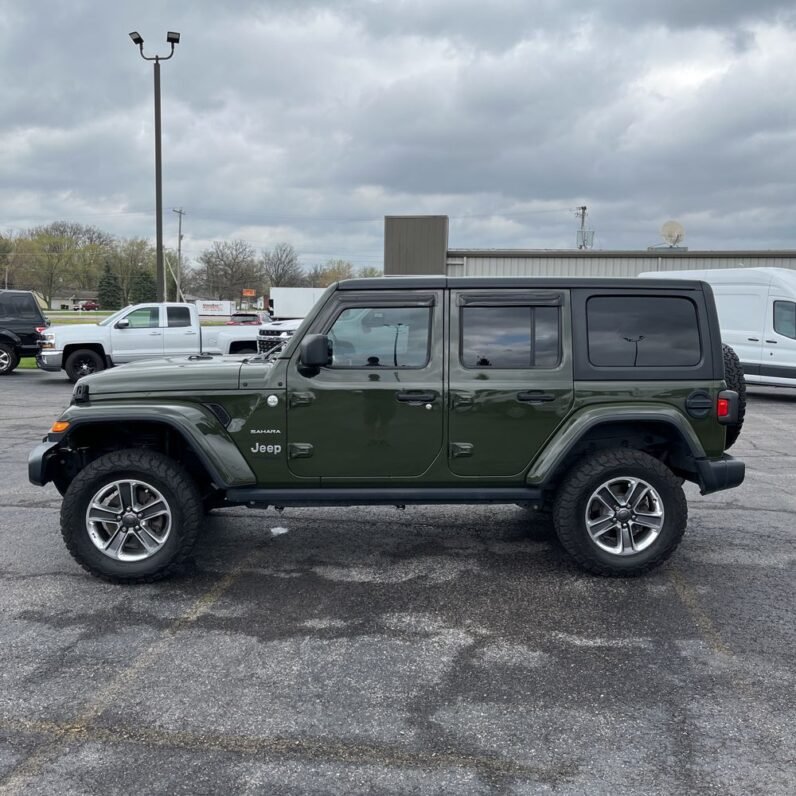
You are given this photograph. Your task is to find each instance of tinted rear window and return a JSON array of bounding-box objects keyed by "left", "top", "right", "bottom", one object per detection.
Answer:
[
  {"left": 461, "top": 306, "right": 560, "bottom": 368},
  {"left": 0, "top": 293, "right": 42, "bottom": 321},
  {"left": 586, "top": 296, "right": 701, "bottom": 367}
]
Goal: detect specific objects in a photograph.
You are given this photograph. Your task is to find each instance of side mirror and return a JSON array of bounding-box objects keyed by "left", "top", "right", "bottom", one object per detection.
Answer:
[
  {"left": 115, "top": 318, "right": 130, "bottom": 329},
  {"left": 299, "top": 334, "right": 331, "bottom": 367}
]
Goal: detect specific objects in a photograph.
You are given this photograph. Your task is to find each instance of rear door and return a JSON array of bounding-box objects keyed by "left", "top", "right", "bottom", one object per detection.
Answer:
[
  {"left": 162, "top": 305, "right": 200, "bottom": 356},
  {"left": 448, "top": 289, "right": 574, "bottom": 479},
  {"left": 110, "top": 305, "right": 164, "bottom": 362}
]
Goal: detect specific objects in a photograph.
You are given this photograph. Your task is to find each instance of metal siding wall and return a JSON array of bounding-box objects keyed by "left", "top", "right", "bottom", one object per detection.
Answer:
[{"left": 453, "top": 255, "right": 796, "bottom": 278}]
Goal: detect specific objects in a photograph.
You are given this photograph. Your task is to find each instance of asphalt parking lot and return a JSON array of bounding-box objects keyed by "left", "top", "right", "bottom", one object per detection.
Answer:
[{"left": 0, "top": 370, "right": 794, "bottom": 795}]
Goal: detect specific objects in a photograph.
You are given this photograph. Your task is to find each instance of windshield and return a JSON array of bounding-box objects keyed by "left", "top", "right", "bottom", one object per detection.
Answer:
[{"left": 97, "top": 307, "right": 131, "bottom": 327}]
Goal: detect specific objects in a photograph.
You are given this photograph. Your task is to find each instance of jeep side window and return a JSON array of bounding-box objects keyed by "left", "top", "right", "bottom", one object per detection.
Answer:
[
  {"left": 773, "top": 301, "right": 796, "bottom": 339},
  {"left": 124, "top": 307, "right": 160, "bottom": 328},
  {"left": 460, "top": 306, "right": 560, "bottom": 368},
  {"left": 587, "top": 296, "right": 701, "bottom": 367},
  {"left": 327, "top": 306, "right": 431, "bottom": 368},
  {"left": 167, "top": 306, "right": 192, "bottom": 328}
]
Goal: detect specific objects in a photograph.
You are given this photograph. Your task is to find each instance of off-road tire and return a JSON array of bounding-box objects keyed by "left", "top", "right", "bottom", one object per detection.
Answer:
[
  {"left": 0, "top": 342, "right": 19, "bottom": 375},
  {"left": 553, "top": 448, "right": 687, "bottom": 577},
  {"left": 60, "top": 449, "right": 202, "bottom": 584},
  {"left": 722, "top": 343, "right": 746, "bottom": 449},
  {"left": 65, "top": 348, "right": 105, "bottom": 383}
]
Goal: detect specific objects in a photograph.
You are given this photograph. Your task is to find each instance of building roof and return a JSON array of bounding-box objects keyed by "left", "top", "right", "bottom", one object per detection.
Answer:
[{"left": 447, "top": 248, "right": 796, "bottom": 259}]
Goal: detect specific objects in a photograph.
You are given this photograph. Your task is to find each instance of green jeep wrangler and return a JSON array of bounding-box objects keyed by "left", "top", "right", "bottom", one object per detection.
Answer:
[{"left": 29, "top": 277, "right": 745, "bottom": 583}]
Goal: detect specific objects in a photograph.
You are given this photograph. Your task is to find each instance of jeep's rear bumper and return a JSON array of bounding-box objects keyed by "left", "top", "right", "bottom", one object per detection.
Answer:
[{"left": 695, "top": 454, "right": 745, "bottom": 495}]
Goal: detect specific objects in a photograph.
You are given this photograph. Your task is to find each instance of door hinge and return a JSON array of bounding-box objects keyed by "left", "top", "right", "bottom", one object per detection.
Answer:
[
  {"left": 450, "top": 442, "right": 474, "bottom": 458},
  {"left": 288, "top": 443, "right": 314, "bottom": 459},
  {"left": 289, "top": 391, "right": 315, "bottom": 408}
]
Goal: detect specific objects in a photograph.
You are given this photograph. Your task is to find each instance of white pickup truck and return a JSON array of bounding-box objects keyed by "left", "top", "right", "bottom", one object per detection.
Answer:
[{"left": 38, "top": 302, "right": 263, "bottom": 382}]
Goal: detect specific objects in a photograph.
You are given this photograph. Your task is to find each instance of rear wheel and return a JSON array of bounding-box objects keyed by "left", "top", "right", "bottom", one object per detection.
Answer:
[
  {"left": 65, "top": 348, "right": 105, "bottom": 382},
  {"left": 60, "top": 449, "right": 202, "bottom": 583},
  {"left": 553, "top": 448, "right": 687, "bottom": 576},
  {"left": 0, "top": 342, "right": 19, "bottom": 375},
  {"left": 722, "top": 343, "right": 746, "bottom": 449}
]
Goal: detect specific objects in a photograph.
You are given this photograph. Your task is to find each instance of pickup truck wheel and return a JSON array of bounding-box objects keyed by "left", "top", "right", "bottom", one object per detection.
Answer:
[
  {"left": 722, "top": 344, "right": 746, "bottom": 449},
  {"left": 65, "top": 349, "right": 105, "bottom": 383},
  {"left": 0, "top": 343, "right": 19, "bottom": 375},
  {"left": 60, "top": 449, "right": 202, "bottom": 583},
  {"left": 553, "top": 449, "right": 687, "bottom": 577}
]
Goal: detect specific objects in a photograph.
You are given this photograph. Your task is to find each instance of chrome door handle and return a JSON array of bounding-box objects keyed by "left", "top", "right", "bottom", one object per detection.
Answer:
[{"left": 149, "top": 331, "right": 161, "bottom": 336}]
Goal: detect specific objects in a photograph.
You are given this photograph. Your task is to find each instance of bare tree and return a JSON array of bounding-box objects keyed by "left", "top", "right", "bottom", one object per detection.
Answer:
[
  {"left": 192, "top": 240, "right": 264, "bottom": 300},
  {"left": 260, "top": 243, "right": 305, "bottom": 287}
]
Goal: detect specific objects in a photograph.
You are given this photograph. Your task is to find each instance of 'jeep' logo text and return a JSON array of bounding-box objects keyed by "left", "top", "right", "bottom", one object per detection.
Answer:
[{"left": 251, "top": 443, "right": 282, "bottom": 455}]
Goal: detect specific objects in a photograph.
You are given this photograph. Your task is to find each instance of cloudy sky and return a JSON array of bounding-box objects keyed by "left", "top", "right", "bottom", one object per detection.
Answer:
[{"left": 2, "top": 0, "right": 795, "bottom": 268}]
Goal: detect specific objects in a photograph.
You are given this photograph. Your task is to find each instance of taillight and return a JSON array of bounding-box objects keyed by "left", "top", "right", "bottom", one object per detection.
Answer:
[
  {"left": 717, "top": 397, "right": 730, "bottom": 418},
  {"left": 36, "top": 326, "right": 47, "bottom": 334}
]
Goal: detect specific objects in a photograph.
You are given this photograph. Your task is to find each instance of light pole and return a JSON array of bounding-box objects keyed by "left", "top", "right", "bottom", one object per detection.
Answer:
[{"left": 129, "top": 30, "right": 181, "bottom": 302}]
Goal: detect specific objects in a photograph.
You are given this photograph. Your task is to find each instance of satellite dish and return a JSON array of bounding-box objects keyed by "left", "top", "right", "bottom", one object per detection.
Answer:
[{"left": 661, "top": 220, "right": 685, "bottom": 246}]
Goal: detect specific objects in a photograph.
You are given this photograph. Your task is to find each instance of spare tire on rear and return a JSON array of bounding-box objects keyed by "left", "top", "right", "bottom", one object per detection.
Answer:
[{"left": 722, "top": 343, "right": 746, "bottom": 449}]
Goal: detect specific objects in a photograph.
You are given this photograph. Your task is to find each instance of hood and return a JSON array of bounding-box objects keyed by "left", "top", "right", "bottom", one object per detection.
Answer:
[
  {"left": 261, "top": 318, "right": 303, "bottom": 331},
  {"left": 47, "top": 323, "right": 102, "bottom": 336},
  {"left": 78, "top": 355, "right": 246, "bottom": 395}
]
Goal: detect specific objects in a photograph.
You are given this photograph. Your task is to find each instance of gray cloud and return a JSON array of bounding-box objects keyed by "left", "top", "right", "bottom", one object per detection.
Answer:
[{"left": 0, "top": 0, "right": 794, "bottom": 265}]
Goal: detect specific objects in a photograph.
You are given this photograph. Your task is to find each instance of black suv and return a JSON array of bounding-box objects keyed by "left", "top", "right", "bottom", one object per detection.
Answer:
[{"left": 0, "top": 290, "right": 48, "bottom": 375}]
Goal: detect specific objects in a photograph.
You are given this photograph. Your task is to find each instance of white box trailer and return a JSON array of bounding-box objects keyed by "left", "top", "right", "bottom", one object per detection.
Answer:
[
  {"left": 639, "top": 267, "right": 796, "bottom": 387},
  {"left": 195, "top": 299, "right": 236, "bottom": 316},
  {"left": 269, "top": 287, "right": 326, "bottom": 319}
]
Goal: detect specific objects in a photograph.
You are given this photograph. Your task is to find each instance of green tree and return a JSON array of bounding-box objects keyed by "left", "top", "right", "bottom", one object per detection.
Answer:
[
  {"left": 97, "top": 262, "right": 123, "bottom": 310},
  {"left": 110, "top": 238, "right": 156, "bottom": 304},
  {"left": 357, "top": 266, "right": 383, "bottom": 278},
  {"left": 129, "top": 269, "right": 157, "bottom": 304}
]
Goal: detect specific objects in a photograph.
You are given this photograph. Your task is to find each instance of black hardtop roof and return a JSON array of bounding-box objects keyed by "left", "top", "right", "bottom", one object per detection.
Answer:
[
  {"left": 335, "top": 276, "right": 709, "bottom": 291},
  {"left": 0, "top": 289, "right": 37, "bottom": 295}
]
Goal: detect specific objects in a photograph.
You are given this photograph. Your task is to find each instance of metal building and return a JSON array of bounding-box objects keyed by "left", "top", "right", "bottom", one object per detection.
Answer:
[{"left": 384, "top": 216, "right": 796, "bottom": 277}]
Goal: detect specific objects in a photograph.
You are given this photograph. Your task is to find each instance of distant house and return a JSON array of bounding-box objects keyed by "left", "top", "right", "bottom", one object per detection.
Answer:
[{"left": 36, "top": 290, "right": 99, "bottom": 311}]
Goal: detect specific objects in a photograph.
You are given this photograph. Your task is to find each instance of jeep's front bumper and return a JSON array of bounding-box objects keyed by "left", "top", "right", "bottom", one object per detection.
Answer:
[
  {"left": 36, "top": 351, "right": 63, "bottom": 371},
  {"left": 695, "top": 454, "right": 745, "bottom": 495},
  {"left": 29, "top": 440, "right": 60, "bottom": 486}
]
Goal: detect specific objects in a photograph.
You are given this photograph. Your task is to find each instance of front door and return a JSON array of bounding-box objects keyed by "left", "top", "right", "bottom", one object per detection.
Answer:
[
  {"left": 448, "top": 289, "right": 574, "bottom": 479},
  {"left": 286, "top": 290, "right": 444, "bottom": 480},
  {"left": 110, "top": 305, "right": 163, "bottom": 362}
]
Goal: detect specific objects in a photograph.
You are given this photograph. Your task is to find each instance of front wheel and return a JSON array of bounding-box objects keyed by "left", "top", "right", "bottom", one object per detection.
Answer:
[
  {"left": 65, "top": 348, "right": 105, "bottom": 382},
  {"left": 553, "top": 449, "right": 687, "bottom": 577},
  {"left": 60, "top": 449, "right": 202, "bottom": 583}
]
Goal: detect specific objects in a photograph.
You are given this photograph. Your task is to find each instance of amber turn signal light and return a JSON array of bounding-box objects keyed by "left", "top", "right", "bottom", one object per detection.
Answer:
[{"left": 50, "top": 421, "right": 70, "bottom": 433}]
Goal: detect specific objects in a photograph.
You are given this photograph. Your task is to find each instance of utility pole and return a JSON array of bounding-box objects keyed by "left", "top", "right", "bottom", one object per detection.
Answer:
[
  {"left": 128, "top": 30, "right": 181, "bottom": 301},
  {"left": 172, "top": 207, "right": 185, "bottom": 301},
  {"left": 575, "top": 205, "right": 594, "bottom": 250}
]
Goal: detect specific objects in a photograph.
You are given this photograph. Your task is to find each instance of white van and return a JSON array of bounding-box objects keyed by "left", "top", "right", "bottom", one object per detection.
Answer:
[{"left": 638, "top": 267, "right": 796, "bottom": 387}]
